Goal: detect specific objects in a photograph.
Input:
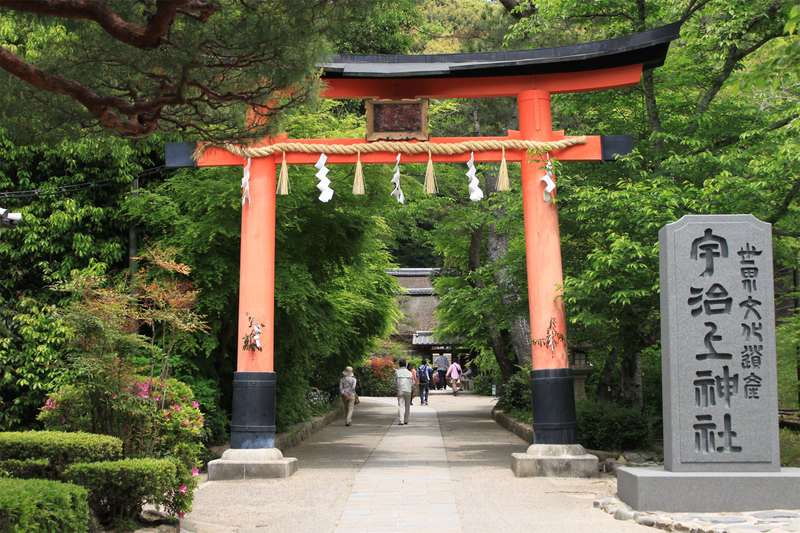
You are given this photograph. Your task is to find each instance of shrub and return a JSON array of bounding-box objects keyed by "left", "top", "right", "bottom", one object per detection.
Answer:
[
  {"left": 306, "top": 388, "right": 333, "bottom": 417},
  {"left": 355, "top": 357, "right": 396, "bottom": 397},
  {"left": 0, "top": 477, "right": 88, "bottom": 533},
  {"left": 472, "top": 372, "right": 496, "bottom": 396},
  {"left": 63, "top": 458, "right": 177, "bottom": 526},
  {"left": 38, "top": 377, "right": 204, "bottom": 518},
  {"left": 576, "top": 399, "right": 652, "bottom": 451},
  {"left": 0, "top": 431, "right": 122, "bottom": 478},
  {"left": 0, "top": 458, "right": 51, "bottom": 479},
  {"left": 496, "top": 370, "right": 531, "bottom": 412},
  {"left": 780, "top": 427, "right": 800, "bottom": 467}
]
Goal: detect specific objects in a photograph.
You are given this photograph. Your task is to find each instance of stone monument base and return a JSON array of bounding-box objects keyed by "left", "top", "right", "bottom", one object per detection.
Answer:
[
  {"left": 207, "top": 448, "right": 297, "bottom": 480},
  {"left": 511, "top": 444, "right": 598, "bottom": 478},
  {"left": 617, "top": 466, "right": 800, "bottom": 512}
]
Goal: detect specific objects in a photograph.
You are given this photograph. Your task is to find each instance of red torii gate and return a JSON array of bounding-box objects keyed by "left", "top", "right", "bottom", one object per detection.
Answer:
[{"left": 167, "top": 22, "right": 680, "bottom": 477}]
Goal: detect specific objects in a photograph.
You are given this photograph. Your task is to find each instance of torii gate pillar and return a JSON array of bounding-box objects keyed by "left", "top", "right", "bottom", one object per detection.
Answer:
[
  {"left": 518, "top": 89, "right": 577, "bottom": 445},
  {"left": 207, "top": 156, "right": 298, "bottom": 479},
  {"left": 510, "top": 89, "right": 598, "bottom": 477}
]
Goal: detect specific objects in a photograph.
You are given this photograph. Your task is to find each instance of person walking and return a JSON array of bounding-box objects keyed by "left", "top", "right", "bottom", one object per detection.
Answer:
[
  {"left": 434, "top": 353, "right": 449, "bottom": 390},
  {"left": 417, "top": 359, "right": 432, "bottom": 405},
  {"left": 393, "top": 358, "right": 413, "bottom": 425},
  {"left": 446, "top": 359, "right": 463, "bottom": 396},
  {"left": 408, "top": 362, "right": 418, "bottom": 405},
  {"left": 339, "top": 366, "right": 357, "bottom": 427}
]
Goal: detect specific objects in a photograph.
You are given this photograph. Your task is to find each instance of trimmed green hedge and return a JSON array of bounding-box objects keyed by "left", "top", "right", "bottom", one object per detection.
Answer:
[
  {"left": 64, "top": 458, "right": 177, "bottom": 525},
  {"left": 0, "top": 431, "right": 122, "bottom": 478},
  {"left": 0, "top": 458, "right": 51, "bottom": 479},
  {"left": 0, "top": 477, "right": 88, "bottom": 533},
  {"left": 576, "top": 399, "right": 652, "bottom": 451}
]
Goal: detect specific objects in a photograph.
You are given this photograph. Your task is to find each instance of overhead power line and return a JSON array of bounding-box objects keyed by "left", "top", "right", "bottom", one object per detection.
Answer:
[{"left": 0, "top": 165, "right": 166, "bottom": 200}]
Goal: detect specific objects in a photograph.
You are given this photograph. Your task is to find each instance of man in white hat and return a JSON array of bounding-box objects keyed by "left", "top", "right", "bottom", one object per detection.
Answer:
[
  {"left": 339, "top": 366, "right": 357, "bottom": 427},
  {"left": 393, "top": 359, "right": 413, "bottom": 425}
]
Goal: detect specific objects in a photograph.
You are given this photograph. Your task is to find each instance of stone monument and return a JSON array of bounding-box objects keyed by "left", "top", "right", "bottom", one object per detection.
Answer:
[{"left": 617, "top": 214, "right": 800, "bottom": 511}]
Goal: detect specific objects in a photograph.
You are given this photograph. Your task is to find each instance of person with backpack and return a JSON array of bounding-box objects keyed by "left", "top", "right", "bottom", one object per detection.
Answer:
[{"left": 417, "top": 359, "right": 432, "bottom": 405}]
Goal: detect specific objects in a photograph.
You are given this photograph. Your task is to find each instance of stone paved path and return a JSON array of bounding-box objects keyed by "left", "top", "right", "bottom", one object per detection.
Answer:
[
  {"left": 334, "top": 405, "right": 461, "bottom": 532},
  {"left": 182, "top": 392, "right": 800, "bottom": 533}
]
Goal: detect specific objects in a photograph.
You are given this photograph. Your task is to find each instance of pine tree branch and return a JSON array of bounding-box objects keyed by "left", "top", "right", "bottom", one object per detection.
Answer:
[
  {"left": 0, "top": 0, "right": 216, "bottom": 49},
  {"left": 498, "top": 0, "right": 536, "bottom": 19}
]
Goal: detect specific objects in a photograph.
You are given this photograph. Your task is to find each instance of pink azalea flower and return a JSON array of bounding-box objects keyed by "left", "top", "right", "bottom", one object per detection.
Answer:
[
  {"left": 183, "top": 419, "right": 188, "bottom": 426},
  {"left": 179, "top": 484, "right": 187, "bottom": 493},
  {"left": 192, "top": 467, "right": 199, "bottom": 476},
  {"left": 178, "top": 511, "right": 185, "bottom": 518},
  {"left": 192, "top": 401, "right": 200, "bottom": 408}
]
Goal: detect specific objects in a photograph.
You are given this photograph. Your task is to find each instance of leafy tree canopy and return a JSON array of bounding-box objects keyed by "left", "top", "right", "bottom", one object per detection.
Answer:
[{"left": 0, "top": 0, "right": 383, "bottom": 143}]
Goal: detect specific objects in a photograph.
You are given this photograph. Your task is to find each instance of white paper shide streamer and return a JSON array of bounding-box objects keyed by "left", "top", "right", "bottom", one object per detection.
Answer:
[
  {"left": 253, "top": 321, "right": 262, "bottom": 350},
  {"left": 466, "top": 152, "right": 483, "bottom": 202},
  {"left": 390, "top": 153, "right": 404, "bottom": 204},
  {"left": 315, "top": 153, "right": 334, "bottom": 203},
  {"left": 540, "top": 156, "right": 556, "bottom": 202},
  {"left": 241, "top": 157, "right": 252, "bottom": 206}
]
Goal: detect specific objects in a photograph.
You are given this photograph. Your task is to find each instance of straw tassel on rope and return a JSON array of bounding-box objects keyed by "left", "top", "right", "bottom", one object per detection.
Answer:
[
  {"left": 352, "top": 150, "right": 365, "bottom": 195},
  {"left": 424, "top": 151, "right": 438, "bottom": 194},
  {"left": 277, "top": 152, "right": 290, "bottom": 195},
  {"left": 497, "top": 147, "right": 510, "bottom": 192}
]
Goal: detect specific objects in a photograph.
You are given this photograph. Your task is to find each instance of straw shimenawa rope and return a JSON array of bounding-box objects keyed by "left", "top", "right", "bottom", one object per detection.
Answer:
[{"left": 192, "top": 137, "right": 587, "bottom": 161}]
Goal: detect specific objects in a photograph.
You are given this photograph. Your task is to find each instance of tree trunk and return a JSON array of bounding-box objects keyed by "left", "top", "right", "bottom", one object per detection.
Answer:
[
  {"left": 485, "top": 171, "right": 532, "bottom": 367},
  {"left": 596, "top": 350, "right": 618, "bottom": 402},
  {"left": 467, "top": 220, "right": 517, "bottom": 381},
  {"left": 620, "top": 350, "right": 643, "bottom": 410},
  {"left": 498, "top": 0, "right": 537, "bottom": 19}
]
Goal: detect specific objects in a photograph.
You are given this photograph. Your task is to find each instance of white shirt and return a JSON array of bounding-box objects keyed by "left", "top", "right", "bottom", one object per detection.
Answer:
[{"left": 393, "top": 368, "right": 413, "bottom": 394}]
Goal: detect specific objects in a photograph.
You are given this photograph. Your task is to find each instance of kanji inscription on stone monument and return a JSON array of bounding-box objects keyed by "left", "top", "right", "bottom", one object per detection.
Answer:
[{"left": 659, "top": 214, "right": 779, "bottom": 472}]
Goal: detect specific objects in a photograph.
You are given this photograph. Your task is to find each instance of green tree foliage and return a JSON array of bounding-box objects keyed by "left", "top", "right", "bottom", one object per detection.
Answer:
[
  {"left": 0, "top": 0, "right": 386, "bottom": 142},
  {"left": 0, "top": 299, "right": 74, "bottom": 429},
  {"left": 410, "top": 0, "right": 511, "bottom": 53},
  {"left": 504, "top": 0, "right": 800, "bottom": 408},
  {"left": 329, "top": 0, "right": 423, "bottom": 55},
  {"left": 0, "top": 131, "right": 152, "bottom": 430},
  {"left": 0, "top": 0, "right": 422, "bottom": 439}
]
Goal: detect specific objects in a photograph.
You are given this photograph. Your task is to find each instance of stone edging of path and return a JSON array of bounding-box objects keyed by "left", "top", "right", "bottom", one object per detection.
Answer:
[
  {"left": 275, "top": 402, "right": 345, "bottom": 452},
  {"left": 491, "top": 405, "right": 534, "bottom": 444},
  {"left": 594, "top": 496, "right": 800, "bottom": 532}
]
